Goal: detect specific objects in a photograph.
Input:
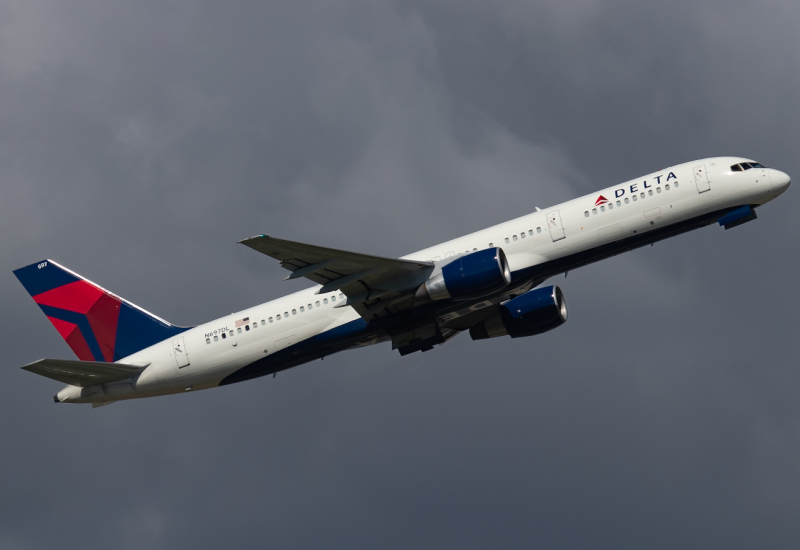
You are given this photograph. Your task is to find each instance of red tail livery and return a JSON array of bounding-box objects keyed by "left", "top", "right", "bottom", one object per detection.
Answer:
[{"left": 14, "top": 260, "right": 189, "bottom": 362}]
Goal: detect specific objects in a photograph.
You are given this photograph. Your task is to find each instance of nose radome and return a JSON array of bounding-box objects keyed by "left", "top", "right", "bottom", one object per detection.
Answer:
[{"left": 769, "top": 169, "right": 791, "bottom": 196}]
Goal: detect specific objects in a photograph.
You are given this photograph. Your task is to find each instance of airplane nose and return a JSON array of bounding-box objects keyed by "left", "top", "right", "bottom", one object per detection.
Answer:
[{"left": 769, "top": 169, "right": 791, "bottom": 196}]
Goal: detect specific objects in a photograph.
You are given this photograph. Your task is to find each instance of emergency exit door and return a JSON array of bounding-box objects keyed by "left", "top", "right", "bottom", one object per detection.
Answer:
[
  {"left": 694, "top": 165, "right": 711, "bottom": 193},
  {"left": 547, "top": 210, "right": 565, "bottom": 242},
  {"left": 173, "top": 336, "right": 190, "bottom": 368}
]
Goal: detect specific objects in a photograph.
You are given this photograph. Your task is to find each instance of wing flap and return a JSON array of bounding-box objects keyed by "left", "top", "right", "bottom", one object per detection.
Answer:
[{"left": 22, "top": 358, "right": 148, "bottom": 387}]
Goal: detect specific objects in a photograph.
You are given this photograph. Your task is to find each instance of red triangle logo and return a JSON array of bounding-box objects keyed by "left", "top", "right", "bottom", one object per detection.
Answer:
[{"left": 595, "top": 195, "right": 608, "bottom": 206}]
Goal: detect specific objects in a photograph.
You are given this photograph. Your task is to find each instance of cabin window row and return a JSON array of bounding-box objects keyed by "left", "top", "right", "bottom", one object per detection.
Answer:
[
  {"left": 434, "top": 226, "right": 546, "bottom": 260},
  {"left": 205, "top": 292, "right": 346, "bottom": 344},
  {"left": 497, "top": 227, "right": 543, "bottom": 246},
  {"left": 583, "top": 182, "right": 679, "bottom": 218}
]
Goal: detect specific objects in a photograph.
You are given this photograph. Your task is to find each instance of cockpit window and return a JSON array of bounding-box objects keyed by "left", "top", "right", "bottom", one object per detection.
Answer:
[
  {"left": 731, "top": 164, "right": 743, "bottom": 172},
  {"left": 741, "top": 162, "right": 753, "bottom": 170},
  {"left": 751, "top": 162, "right": 766, "bottom": 169}
]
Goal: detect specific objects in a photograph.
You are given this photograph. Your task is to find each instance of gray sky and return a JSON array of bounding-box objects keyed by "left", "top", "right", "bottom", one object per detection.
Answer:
[{"left": 1, "top": 0, "right": 799, "bottom": 548}]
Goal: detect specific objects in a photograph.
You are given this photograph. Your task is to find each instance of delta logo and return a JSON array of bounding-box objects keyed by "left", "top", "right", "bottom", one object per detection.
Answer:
[{"left": 589, "top": 171, "right": 679, "bottom": 207}]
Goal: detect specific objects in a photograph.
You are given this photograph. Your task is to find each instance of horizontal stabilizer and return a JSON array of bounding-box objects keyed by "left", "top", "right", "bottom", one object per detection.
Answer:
[{"left": 22, "top": 358, "right": 147, "bottom": 387}]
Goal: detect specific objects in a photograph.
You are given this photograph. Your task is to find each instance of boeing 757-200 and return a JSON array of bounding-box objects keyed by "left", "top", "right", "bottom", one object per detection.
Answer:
[{"left": 14, "top": 157, "right": 790, "bottom": 407}]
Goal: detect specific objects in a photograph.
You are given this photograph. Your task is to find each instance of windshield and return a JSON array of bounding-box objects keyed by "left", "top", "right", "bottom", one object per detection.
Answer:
[{"left": 731, "top": 162, "right": 766, "bottom": 172}]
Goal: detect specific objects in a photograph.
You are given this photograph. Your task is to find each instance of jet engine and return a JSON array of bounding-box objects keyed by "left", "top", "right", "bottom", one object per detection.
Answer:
[
  {"left": 417, "top": 247, "right": 511, "bottom": 302},
  {"left": 469, "top": 285, "right": 567, "bottom": 340}
]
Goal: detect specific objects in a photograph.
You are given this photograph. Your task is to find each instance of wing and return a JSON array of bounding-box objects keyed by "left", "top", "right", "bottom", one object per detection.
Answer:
[
  {"left": 22, "top": 358, "right": 148, "bottom": 387},
  {"left": 239, "top": 235, "right": 434, "bottom": 319}
]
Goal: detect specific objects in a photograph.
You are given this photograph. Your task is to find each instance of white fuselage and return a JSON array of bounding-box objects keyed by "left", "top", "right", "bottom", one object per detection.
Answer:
[{"left": 57, "top": 157, "right": 790, "bottom": 404}]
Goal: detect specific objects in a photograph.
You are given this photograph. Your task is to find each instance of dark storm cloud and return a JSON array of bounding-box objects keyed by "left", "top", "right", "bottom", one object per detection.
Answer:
[{"left": 1, "top": 0, "right": 799, "bottom": 548}]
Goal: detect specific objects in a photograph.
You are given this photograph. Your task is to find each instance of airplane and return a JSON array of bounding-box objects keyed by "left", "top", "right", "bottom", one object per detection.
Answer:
[{"left": 13, "top": 157, "right": 790, "bottom": 407}]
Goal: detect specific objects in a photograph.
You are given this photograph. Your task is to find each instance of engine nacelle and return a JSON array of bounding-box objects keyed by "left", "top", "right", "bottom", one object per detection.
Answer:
[
  {"left": 420, "top": 247, "right": 511, "bottom": 301},
  {"left": 469, "top": 285, "right": 567, "bottom": 340}
]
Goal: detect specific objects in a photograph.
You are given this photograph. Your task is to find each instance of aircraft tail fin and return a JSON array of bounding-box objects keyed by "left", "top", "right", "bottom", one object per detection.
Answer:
[{"left": 13, "top": 259, "right": 190, "bottom": 362}]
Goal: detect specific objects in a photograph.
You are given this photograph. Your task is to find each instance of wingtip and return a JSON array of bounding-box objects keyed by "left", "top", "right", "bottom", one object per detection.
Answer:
[{"left": 238, "top": 234, "right": 269, "bottom": 245}]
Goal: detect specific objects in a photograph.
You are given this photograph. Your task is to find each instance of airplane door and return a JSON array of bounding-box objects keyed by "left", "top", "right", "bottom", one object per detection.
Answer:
[
  {"left": 694, "top": 164, "right": 711, "bottom": 193},
  {"left": 173, "top": 336, "right": 190, "bottom": 368},
  {"left": 547, "top": 210, "right": 566, "bottom": 242}
]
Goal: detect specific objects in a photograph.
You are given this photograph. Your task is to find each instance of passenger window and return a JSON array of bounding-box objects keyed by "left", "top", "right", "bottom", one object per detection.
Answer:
[
  {"left": 473, "top": 248, "right": 478, "bottom": 251},
  {"left": 537, "top": 227, "right": 542, "bottom": 233},
  {"left": 292, "top": 309, "right": 297, "bottom": 315},
  {"left": 331, "top": 296, "right": 336, "bottom": 303},
  {"left": 512, "top": 235, "right": 517, "bottom": 241},
  {"left": 674, "top": 182, "right": 679, "bottom": 187},
  {"left": 238, "top": 327, "right": 242, "bottom": 334},
  {"left": 632, "top": 195, "right": 638, "bottom": 201},
  {"left": 592, "top": 208, "right": 597, "bottom": 214},
  {"left": 505, "top": 238, "right": 510, "bottom": 244},
  {"left": 520, "top": 232, "right": 525, "bottom": 239},
  {"left": 665, "top": 184, "right": 670, "bottom": 190},
  {"left": 656, "top": 188, "right": 661, "bottom": 193},
  {"left": 648, "top": 190, "right": 653, "bottom": 196},
  {"left": 269, "top": 317, "right": 273, "bottom": 323},
  {"left": 261, "top": 320, "right": 265, "bottom": 325},
  {"left": 584, "top": 211, "right": 589, "bottom": 217},
  {"left": 616, "top": 200, "right": 621, "bottom": 206},
  {"left": 528, "top": 230, "right": 533, "bottom": 236},
  {"left": 245, "top": 325, "right": 250, "bottom": 332},
  {"left": 284, "top": 312, "right": 288, "bottom": 317},
  {"left": 214, "top": 335, "right": 219, "bottom": 342},
  {"left": 229, "top": 331, "right": 234, "bottom": 337},
  {"left": 339, "top": 293, "right": 344, "bottom": 300},
  {"left": 324, "top": 298, "right": 328, "bottom": 304},
  {"left": 489, "top": 242, "right": 493, "bottom": 247},
  {"left": 608, "top": 203, "right": 613, "bottom": 209},
  {"left": 206, "top": 338, "right": 211, "bottom": 344},
  {"left": 307, "top": 304, "right": 312, "bottom": 310},
  {"left": 640, "top": 192, "right": 645, "bottom": 199},
  {"left": 315, "top": 301, "right": 320, "bottom": 307},
  {"left": 252, "top": 323, "right": 257, "bottom": 329},
  {"left": 222, "top": 333, "right": 227, "bottom": 339},
  {"left": 276, "top": 314, "right": 281, "bottom": 320},
  {"left": 624, "top": 198, "right": 630, "bottom": 204},
  {"left": 300, "top": 306, "right": 305, "bottom": 312},
  {"left": 600, "top": 206, "right": 605, "bottom": 212}
]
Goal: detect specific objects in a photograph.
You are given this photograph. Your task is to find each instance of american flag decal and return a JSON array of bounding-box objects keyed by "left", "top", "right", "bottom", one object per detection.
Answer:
[{"left": 235, "top": 317, "right": 250, "bottom": 327}]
